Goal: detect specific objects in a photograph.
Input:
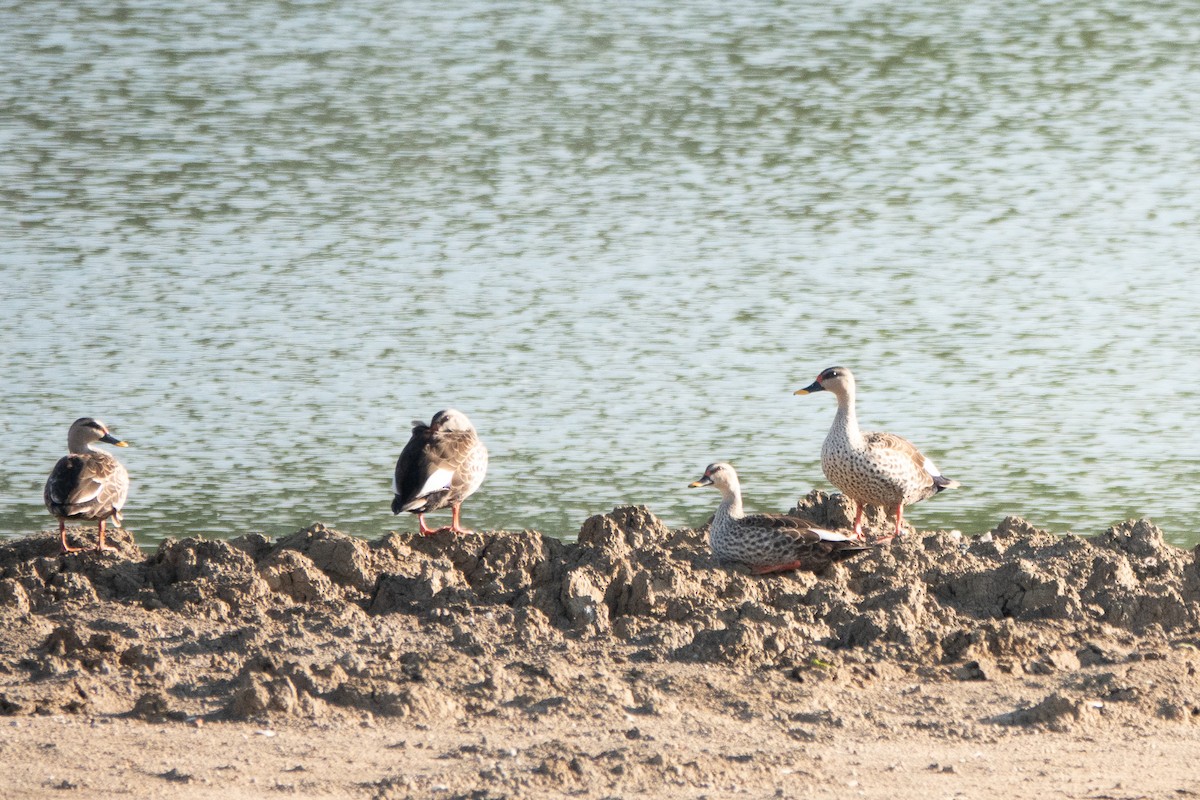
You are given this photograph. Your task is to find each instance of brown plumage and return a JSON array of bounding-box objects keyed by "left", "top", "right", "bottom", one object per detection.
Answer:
[
  {"left": 689, "top": 462, "right": 870, "bottom": 574},
  {"left": 44, "top": 417, "right": 130, "bottom": 553},
  {"left": 392, "top": 409, "right": 488, "bottom": 535},
  {"left": 795, "top": 366, "right": 959, "bottom": 541}
]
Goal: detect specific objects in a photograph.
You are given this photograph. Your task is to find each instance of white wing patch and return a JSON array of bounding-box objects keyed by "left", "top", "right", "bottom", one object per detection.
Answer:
[
  {"left": 416, "top": 467, "right": 454, "bottom": 499},
  {"left": 72, "top": 479, "right": 104, "bottom": 505},
  {"left": 814, "top": 528, "right": 855, "bottom": 543},
  {"left": 922, "top": 455, "right": 942, "bottom": 477}
]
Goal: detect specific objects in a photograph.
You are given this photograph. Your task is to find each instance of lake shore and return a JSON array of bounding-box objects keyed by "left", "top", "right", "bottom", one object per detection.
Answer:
[{"left": 2, "top": 493, "right": 1199, "bottom": 798}]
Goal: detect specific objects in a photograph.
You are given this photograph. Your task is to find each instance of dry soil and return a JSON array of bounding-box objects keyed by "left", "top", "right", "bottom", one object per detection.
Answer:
[{"left": 2, "top": 493, "right": 1199, "bottom": 799}]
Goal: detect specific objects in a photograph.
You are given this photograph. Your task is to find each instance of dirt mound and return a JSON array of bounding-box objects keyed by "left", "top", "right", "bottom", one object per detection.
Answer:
[{"left": 2, "top": 498, "right": 1199, "bottom": 727}]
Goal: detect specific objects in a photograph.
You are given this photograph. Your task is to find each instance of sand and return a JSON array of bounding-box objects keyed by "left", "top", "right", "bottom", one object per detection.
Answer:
[{"left": 2, "top": 493, "right": 1199, "bottom": 799}]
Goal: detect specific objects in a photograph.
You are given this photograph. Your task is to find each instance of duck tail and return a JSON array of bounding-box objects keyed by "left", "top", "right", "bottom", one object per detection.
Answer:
[
  {"left": 830, "top": 541, "right": 872, "bottom": 562},
  {"left": 933, "top": 475, "right": 961, "bottom": 492}
]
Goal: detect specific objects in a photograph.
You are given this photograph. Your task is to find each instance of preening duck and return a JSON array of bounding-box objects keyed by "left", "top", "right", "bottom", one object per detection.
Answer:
[{"left": 392, "top": 409, "right": 488, "bottom": 535}]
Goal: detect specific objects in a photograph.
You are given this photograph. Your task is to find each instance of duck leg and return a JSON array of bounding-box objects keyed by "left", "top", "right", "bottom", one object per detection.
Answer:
[
  {"left": 59, "top": 521, "right": 83, "bottom": 554},
  {"left": 417, "top": 513, "right": 438, "bottom": 536},
  {"left": 894, "top": 503, "right": 906, "bottom": 539},
  {"left": 95, "top": 518, "right": 112, "bottom": 551},
  {"left": 426, "top": 505, "right": 476, "bottom": 536},
  {"left": 447, "top": 504, "right": 474, "bottom": 535},
  {"left": 869, "top": 503, "right": 905, "bottom": 545},
  {"left": 852, "top": 502, "right": 866, "bottom": 541}
]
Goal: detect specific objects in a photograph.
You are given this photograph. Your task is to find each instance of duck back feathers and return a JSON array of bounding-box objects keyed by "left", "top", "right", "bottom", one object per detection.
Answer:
[
  {"left": 44, "top": 447, "right": 128, "bottom": 524},
  {"left": 392, "top": 410, "right": 488, "bottom": 516}
]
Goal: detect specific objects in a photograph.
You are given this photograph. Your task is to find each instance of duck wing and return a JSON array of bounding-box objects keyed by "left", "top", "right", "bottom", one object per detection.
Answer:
[
  {"left": 392, "top": 422, "right": 449, "bottom": 514},
  {"left": 96, "top": 456, "right": 130, "bottom": 523},
  {"left": 743, "top": 512, "right": 822, "bottom": 536},
  {"left": 431, "top": 430, "right": 487, "bottom": 501},
  {"left": 865, "top": 431, "right": 957, "bottom": 486},
  {"left": 44, "top": 453, "right": 127, "bottom": 519},
  {"left": 745, "top": 513, "right": 870, "bottom": 567},
  {"left": 45, "top": 455, "right": 86, "bottom": 515}
]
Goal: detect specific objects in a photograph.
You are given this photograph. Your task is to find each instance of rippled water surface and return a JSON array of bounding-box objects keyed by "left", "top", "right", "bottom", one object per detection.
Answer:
[{"left": 2, "top": 0, "right": 1198, "bottom": 547}]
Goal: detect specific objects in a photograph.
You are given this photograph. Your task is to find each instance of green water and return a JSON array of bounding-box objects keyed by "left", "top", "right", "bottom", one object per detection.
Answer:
[{"left": 2, "top": 1, "right": 1198, "bottom": 546}]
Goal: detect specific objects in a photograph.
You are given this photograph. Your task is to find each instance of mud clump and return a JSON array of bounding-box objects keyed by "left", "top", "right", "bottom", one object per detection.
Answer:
[
  {"left": 1, "top": 501, "right": 1199, "bottom": 728},
  {"left": 997, "top": 692, "right": 1094, "bottom": 732}
]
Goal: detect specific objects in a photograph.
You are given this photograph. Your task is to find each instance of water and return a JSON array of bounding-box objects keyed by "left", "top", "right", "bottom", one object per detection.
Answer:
[{"left": 2, "top": 0, "right": 1198, "bottom": 547}]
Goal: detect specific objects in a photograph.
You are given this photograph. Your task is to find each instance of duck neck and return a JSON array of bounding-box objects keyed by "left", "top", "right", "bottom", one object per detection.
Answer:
[
  {"left": 831, "top": 388, "right": 866, "bottom": 447},
  {"left": 68, "top": 437, "right": 97, "bottom": 455},
  {"left": 714, "top": 481, "right": 744, "bottom": 523}
]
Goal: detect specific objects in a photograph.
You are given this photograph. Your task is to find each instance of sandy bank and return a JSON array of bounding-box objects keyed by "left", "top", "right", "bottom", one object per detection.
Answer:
[{"left": 1, "top": 493, "right": 1199, "bottom": 798}]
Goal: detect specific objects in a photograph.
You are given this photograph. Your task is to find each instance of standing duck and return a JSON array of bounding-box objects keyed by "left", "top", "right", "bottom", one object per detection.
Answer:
[
  {"left": 392, "top": 409, "right": 488, "bottom": 535},
  {"left": 795, "top": 366, "right": 959, "bottom": 542},
  {"left": 689, "top": 462, "right": 869, "bottom": 574},
  {"left": 44, "top": 417, "right": 130, "bottom": 553}
]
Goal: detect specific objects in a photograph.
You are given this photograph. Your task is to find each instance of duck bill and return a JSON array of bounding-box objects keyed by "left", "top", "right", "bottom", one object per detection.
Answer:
[
  {"left": 101, "top": 433, "right": 129, "bottom": 447},
  {"left": 688, "top": 477, "right": 713, "bottom": 488},
  {"left": 794, "top": 380, "right": 825, "bottom": 396}
]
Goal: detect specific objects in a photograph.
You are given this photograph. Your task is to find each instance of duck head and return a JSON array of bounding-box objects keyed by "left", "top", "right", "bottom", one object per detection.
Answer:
[
  {"left": 794, "top": 366, "right": 855, "bottom": 398},
  {"left": 689, "top": 462, "right": 738, "bottom": 491},
  {"left": 67, "top": 417, "right": 128, "bottom": 453},
  {"left": 430, "top": 409, "right": 476, "bottom": 434}
]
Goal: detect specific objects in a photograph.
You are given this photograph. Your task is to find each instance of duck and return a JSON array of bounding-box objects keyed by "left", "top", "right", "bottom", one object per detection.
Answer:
[
  {"left": 392, "top": 409, "right": 488, "bottom": 535},
  {"left": 688, "top": 462, "right": 869, "bottom": 574},
  {"left": 44, "top": 417, "right": 130, "bottom": 553},
  {"left": 795, "top": 366, "right": 959, "bottom": 542}
]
